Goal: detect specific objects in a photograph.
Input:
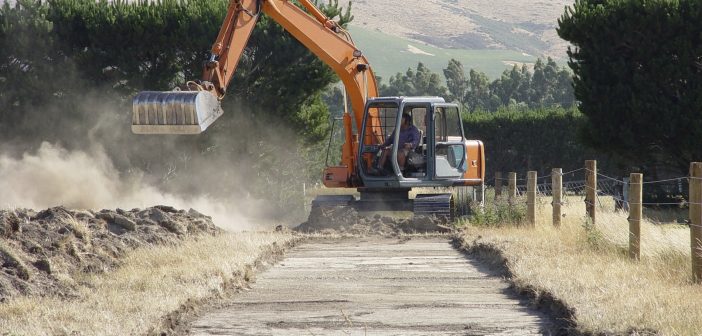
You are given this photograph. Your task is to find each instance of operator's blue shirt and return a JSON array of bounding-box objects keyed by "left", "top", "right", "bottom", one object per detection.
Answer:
[{"left": 383, "top": 125, "right": 421, "bottom": 149}]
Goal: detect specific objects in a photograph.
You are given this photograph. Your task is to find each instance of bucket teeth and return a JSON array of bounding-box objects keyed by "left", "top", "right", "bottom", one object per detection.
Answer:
[{"left": 131, "top": 91, "right": 224, "bottom": 134}]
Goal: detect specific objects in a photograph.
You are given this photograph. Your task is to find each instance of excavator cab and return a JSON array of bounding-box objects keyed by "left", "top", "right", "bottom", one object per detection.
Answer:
[{"left": 358, "top": 97, "right": 484, "bottom": 189}]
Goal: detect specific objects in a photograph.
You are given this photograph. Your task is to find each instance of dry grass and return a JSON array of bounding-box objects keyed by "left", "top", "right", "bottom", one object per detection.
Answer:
[
  {"left": 0, "top": 241, "right": 30, "bottom": 281},
  {"left": 65, "top": 215, "right": 91, "bottom": 242},
  {"left": 0, "top": 231, "right": 296, "bottom": 336},
  {"left": 460, "top": 195, "right": 700, "bottom": 335}
]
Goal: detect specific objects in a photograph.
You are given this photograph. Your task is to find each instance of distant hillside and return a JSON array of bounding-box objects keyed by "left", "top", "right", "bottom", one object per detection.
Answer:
[
  {"left": 348, "top": 0, "right": 573, "bottom": 80},
  {"left": 348, "top": 26, "right": 534, "bottom": 81},
  {"left": 350, "top": 0, "right": 571, "bottom": 58}
]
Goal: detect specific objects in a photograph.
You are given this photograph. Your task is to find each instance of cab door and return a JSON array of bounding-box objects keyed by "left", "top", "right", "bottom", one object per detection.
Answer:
[{"left": 430, "top": 104, "right": 467, "bottom": 179}]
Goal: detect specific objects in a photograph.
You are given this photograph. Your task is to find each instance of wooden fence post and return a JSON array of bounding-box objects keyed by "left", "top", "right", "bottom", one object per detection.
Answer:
[
  {"left": 585, "top": 160, "right": 597, "bottom": 226},
  {"left": 527, "top": 171, "right": 537, "bottom": 226},
  {"left": 495, "top": 172, "right": 503, "bottom": 199},
  {"left": 552, "top": 168, "right": 562, "bottom": 227},
  {"left": 508, "top": 172, "right": 517, "bottom": 204},
  {"left": 623, "top": 177, "right": 630, "bottom": 212},
  {"left": 628, "top": 173, "right": 642, "bottom": 261},
  {"left": 690, "top": 162, "right": 702, "bottom": 283}
]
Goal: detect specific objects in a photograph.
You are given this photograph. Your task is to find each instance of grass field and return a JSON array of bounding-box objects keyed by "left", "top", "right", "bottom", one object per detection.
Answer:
[
  {"left": 459, "top": 195, "right": 700, "bottom": 335},
  {"left": 348, "top": 25, "right": 538, "bottom": 81}
]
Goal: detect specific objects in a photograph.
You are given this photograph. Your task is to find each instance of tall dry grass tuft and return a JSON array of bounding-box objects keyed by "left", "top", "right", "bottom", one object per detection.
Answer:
[
  {"left": 461, "top": 195, "right": 700, "bottom": 335},
  {"left": 65, "top": 214, "right": 91, "bottom": 243},
  {"left": 0, "top": 241, "right": 30, "bottom": 281},
  {"left": 0, "top": 231, "right": 296, "bottom": 335}
]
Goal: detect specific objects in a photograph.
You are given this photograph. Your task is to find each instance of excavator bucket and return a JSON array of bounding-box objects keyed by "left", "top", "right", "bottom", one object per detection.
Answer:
[{"left": 132, "top": 91, "right": 224, "bottom": 134}]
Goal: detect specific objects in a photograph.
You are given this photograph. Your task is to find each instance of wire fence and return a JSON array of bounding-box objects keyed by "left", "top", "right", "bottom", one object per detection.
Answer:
[
  {"left": 489, "top": 161, "right": 702, "bottom": 282},
  {"left": 509, "top": 169, "right": 691, "bottom": 211}
]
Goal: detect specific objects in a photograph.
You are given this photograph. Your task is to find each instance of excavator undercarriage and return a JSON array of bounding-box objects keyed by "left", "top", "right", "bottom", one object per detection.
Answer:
[{"left": 298, "top": 186, "right": 479, "bottom": 233}]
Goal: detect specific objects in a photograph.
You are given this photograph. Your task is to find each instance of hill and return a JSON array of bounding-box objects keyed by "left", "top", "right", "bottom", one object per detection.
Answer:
[
  {"left": 348, "top": 25, "right": 536, "bottom": 81},
  {"left": 348, "top": 0, "right": 573, "bottom": 80}
]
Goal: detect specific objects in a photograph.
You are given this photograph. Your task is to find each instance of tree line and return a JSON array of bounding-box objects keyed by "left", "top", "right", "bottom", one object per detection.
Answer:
[{"left": 377, "top": 57, "right": 575, "bottom": 112}]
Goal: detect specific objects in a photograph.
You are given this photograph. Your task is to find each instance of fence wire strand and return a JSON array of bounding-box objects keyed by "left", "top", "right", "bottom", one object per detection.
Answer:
[
  {"left": 497, "top": 170, "right": 698, "bottom": 208},
  {"left": 514, "top": 169, "right": 692, "bottom": 221}
]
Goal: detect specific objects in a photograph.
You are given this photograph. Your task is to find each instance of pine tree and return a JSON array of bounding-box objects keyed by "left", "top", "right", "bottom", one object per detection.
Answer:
[
  {"left": 558, "top": 0, "right": 702, "bottom": 174},
  {"left": 443, "top": 59, "right": 468, "bottom": 105}
]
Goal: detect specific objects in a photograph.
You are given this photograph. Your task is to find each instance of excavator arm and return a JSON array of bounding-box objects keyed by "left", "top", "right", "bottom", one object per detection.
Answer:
[
  {"left": 132, "top": 0, "right": 381, "bottom": 186},
  {"left": 199, "top": 0, "right": 262, "bottom": 99}
]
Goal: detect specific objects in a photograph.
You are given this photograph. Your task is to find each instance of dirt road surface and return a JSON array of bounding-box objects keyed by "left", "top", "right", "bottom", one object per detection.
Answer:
[{"left": 189, "top": 237, "right": 558, "bottom": 335}]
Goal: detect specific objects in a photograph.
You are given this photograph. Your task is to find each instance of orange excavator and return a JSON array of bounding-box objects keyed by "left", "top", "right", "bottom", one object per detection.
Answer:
[{"left": 132, "top": 0, "right": 484, "bottom": 218}]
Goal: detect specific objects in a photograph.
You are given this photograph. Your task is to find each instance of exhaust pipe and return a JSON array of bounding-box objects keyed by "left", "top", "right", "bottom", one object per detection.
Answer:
[{"left": 132, "top": 91, "right": 224, "bottom": 135}]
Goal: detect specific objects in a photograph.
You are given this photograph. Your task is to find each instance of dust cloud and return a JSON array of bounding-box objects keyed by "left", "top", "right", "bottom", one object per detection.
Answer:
[
  {"left": 0, "top": 142, "right": 270, "bottom": 231},
  {"left": 0, "top": 87, "right": 312, "bottom": 230},
  {"left": 0, "top": 3, "right": 318, "bottom": 230}
]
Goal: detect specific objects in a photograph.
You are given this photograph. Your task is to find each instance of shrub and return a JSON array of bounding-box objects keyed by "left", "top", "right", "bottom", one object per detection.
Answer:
[{"left": 469, "top": 197, "right": 527, "bottom": 227}]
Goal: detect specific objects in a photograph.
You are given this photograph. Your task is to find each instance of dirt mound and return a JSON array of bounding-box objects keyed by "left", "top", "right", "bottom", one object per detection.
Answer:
[
  {"left": 0, "top": 206, "right": 219, "bottom": 301},
  {"left": 295, "top": 206, "right": 452, "bottom": 235}
]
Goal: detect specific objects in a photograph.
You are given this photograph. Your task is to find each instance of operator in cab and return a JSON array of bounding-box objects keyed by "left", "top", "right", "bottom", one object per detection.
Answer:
[{"left": 375, "top": 113, "right": 421, "bottom": 174}]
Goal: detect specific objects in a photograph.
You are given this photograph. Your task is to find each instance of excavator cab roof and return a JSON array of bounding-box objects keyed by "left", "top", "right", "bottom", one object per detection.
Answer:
[{"left": 366, "top": 96, "right": 446, "bottom": 106}]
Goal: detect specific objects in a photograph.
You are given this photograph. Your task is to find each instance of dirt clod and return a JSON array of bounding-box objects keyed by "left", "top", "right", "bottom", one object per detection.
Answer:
[
  {"left": 33, "top": 258, "right": 51, "bottom": 274},
  {"left": 154, "top": 205, "right": 178, "bottom": 213},
  {"left": 113, "top": 214, "right": 136, "bottom": 231},
  {"left": 150, "top": 208, "right": 170, "bottom": 223},
  {"left": 187, "top": 208, "right": 209, "bottom": 219},
  {"left": 95, "top": 212, "right": 114, "bottom": 222},
  {"left": 0, "top": 212, "right": 20, "bottom": 237},
  {"left": 160, "top": 221, "right": 186, "bottom": 235}
]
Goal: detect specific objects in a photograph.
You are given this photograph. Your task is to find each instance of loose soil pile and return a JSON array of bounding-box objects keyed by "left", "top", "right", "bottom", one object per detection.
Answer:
[
  {"left": 0, "top": 206, "right": 219, "bottom": 301},
  {"left": 296, "top": 206, "right": 452, "bottom": 235}
]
